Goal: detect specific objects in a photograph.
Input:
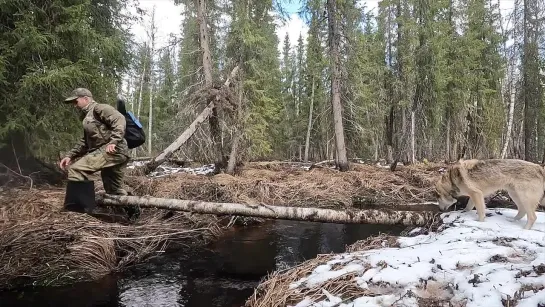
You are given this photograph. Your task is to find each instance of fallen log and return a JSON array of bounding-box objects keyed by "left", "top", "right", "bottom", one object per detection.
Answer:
[{"left": 97, "top": 194, "right": 440, "bottom": 226}]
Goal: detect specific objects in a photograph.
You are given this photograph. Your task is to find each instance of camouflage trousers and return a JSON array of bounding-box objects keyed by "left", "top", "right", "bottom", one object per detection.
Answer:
[{"left": 67, "top": 147, "right": 129, "bottom": 195}]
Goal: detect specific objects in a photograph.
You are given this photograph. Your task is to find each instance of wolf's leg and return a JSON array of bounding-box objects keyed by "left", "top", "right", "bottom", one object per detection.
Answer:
[
  {"left": 513, "top": 208, "right": 526, "bottom": 221},
  {"left": 462, "top": 198, "right": 475, "bottom": 212},
  {"left": 525, "top": 210, "right": 537, "bottom": 230},
  {"left": 539, "top": 194, "right": 545, "bottom": 207},
  {"left": 507, "top": 190, "right": 526, "bottom": 221},
  {"left": 468, "top": 191, "right": 486, "bottom": 222},
  {"left": 517, "top": 191, "right": 540, "bottom": 230}
]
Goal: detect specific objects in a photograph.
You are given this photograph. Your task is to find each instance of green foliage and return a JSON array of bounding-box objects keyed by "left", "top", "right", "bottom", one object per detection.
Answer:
[
  {"left": 0, "top": 0, "right": 133, "bottom": 161},
  {"left": 226, "top": 0, "right": 283, "bottom": 159}
]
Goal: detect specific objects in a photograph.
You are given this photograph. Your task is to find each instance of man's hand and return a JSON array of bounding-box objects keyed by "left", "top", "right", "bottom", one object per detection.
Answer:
[
  {"left": 106, "top": 144, "right": 117, "bottom": 154},
  {"left": 59, "top": 157, "right": 71, "bottom": 170}
]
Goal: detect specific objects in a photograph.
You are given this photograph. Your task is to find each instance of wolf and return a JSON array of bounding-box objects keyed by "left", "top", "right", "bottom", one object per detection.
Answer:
[{"left": 434, "top": 158, "right": 545, "bottom": 230}]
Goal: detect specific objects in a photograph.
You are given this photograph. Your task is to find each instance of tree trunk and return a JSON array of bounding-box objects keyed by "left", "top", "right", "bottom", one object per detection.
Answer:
[
  {"left": 137, "top": 64, "right": 145, "bottom": 119},
  {"left": 446, "top": 117, "right": 451, "bottom": 161},
  {"left": 327, "top": 0, "right": 348, "bottom": 171},
  {"left": 501, "top": 89, "right": 515, "bottom": 159},
  {"left": 148, "top": 78, "right": 154, "bottom": 156},
  {"left": 226, "top": 77, "right": 244, "bottom": 175},
  {"left": 226, "top": 134, "right": 241, "bottom": 174},
  {"left": 197, "top": 0, "right": 213, "bottom": 86},
  {"left": 522, "top": 0, "right": 540, "bottom": 162},
  {"left": 196, "top": 0, "right": 225, "bottom": 170},
  {"left": 147, "top": 8, "right": 156, "bottom": 157},
  {"left": 98, "top": 194, "right": 439, "bottom": 226},
  {"left": 304, "top": 76, "right": 315, "bottom": 162},
  {"left": 411, "top": 110, "right": 415, "bottom": 162}
]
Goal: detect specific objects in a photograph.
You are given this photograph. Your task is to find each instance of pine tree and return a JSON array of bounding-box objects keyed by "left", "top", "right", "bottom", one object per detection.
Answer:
[
  {"left": 225, "top": 0, "right": 283, "bottom": 160},
  {"left": 0, "top": 0, "right": 133, "bottom": 162}
]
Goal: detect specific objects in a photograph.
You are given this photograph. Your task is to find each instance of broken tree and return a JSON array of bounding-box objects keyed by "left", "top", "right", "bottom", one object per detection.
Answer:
[
  {"left": 97, "top": 194, "right": 440, "bottom": 226},
  {"left": 196, "top": 0, "right": 224, "bottom": 169},
  {"left": 139, "top": 66, "right": 239, "bottom": 175}
]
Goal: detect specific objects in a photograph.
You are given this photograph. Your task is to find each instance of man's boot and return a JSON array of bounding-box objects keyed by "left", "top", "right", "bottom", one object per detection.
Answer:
[{"left": 63, "top": 180, "right": 96, "bottom": 213}]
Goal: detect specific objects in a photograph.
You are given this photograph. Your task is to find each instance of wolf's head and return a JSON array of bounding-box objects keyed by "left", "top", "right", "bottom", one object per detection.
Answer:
[{"left": 434, "top": 167, "right": 460, "bottom": 211}]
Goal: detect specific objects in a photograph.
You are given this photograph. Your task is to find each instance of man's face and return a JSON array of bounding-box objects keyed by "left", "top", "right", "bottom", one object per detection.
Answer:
[{"left": 71, "top": 96, "right": 89, "bottom": 109}]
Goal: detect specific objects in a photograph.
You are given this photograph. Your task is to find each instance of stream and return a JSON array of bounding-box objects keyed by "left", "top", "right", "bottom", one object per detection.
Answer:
[{"left": 0, "top": 220, "right": 406, "bottom": 307}]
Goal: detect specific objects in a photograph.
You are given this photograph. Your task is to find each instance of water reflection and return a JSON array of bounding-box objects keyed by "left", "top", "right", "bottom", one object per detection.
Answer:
[
  {"left": 0, "top": 220, "right": 406, "bottom": 307},
  {"left": 119, "top": 276, "right": 182, "bottom": 307},
  {"left": 0, "top": 275, "right": 120, "bottom": 307}
]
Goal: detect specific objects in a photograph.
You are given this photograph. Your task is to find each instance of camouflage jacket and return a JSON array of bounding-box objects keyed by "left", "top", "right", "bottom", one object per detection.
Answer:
[{"left": 65, "top": 101, "right": 129, "bottom": 159}]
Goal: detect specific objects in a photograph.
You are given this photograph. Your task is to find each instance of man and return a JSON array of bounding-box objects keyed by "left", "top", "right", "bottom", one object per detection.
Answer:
[{"left": 59, "top": 87, "right": 130, "bottom": 213}]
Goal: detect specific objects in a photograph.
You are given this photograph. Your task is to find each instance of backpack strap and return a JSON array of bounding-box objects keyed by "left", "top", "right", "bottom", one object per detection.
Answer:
[
  {"left": 127, "top": 111, "right": 143, "bottom": 129},
  {"left": 89, "top": 104, "right": 112, "bottom": 130}
]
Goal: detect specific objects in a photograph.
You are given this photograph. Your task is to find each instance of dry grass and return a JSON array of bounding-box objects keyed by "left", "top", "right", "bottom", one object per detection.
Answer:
[
  {"left": 125, "top": 161, "right": 444, "bottom": 209},
  {"left": 0, "top": 188, "right": 222, "bottom": 289},
  {"left": 346, "top": 233, "right": 401, "bottom": 253}
]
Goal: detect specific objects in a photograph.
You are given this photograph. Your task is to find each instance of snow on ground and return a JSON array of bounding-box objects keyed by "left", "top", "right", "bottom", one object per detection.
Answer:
[
  {"left": 289, "top": 209, "right": 545, "bottom": 307},
  {"left": 126, "top": 160, "right": 215, "bottom": 177},
  {"left": 148, "top": 164, "right": 215, "bottom": 177},
  {"left": 126, "top": 158, "right": 380, "bottom": 175}
]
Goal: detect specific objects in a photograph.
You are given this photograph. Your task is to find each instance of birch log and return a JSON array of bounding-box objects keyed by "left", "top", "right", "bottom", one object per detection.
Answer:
[{"left": 97, "top": 194, "right": 439, "bottom": 226}]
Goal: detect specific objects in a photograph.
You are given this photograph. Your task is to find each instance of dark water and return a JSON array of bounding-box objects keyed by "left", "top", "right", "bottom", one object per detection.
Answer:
[{"left": 0, "top": 220, "right": 406, "bottom": 307}]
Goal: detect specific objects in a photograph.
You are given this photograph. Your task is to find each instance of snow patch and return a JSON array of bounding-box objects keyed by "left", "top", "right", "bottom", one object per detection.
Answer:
[
  {"left": 288, "top": 208, "right": 545, "bottom": 307},
  {"left": 126, "top": 160, "right": 215, "bottom": 177}
]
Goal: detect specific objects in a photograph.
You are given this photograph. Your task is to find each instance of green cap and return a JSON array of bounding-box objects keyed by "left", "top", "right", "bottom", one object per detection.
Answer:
[{"left": 64, "top": 88, "right": 93, "bottom": 103}]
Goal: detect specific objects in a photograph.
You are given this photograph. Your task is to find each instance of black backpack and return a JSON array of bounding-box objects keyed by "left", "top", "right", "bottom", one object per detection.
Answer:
[
  {"left": 116, "top": 96, "right": 146, "bottom": 149},
  {"left": 93, "top": 96, "right": 146, "bottom": 149}
]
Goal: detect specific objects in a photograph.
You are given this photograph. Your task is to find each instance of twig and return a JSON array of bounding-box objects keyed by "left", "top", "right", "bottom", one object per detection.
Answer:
[
  {"left": 11, "top": 140, "right": 22, "bottom": 175},
  {"left": 390, "top": 289, "right": 414, "bottom": 306},
  {"left": 0, "top": 163, "right": 34, "bottom": 189}
]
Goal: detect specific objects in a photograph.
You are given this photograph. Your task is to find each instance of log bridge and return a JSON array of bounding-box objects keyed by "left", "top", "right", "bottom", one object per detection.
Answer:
[{"left": 97, "top": 194, "right": 441, "bottom": 226}]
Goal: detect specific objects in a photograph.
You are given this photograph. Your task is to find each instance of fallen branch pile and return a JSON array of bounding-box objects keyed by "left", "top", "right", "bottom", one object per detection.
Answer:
[{"left": 0, "top": 188, "right": 222, "bottom": 289}]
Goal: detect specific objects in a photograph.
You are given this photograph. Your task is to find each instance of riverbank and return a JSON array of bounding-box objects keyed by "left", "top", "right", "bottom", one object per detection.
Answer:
[
  {"left": 0, "top": 188, "right": 222, "bottom": 289},
  {"left": 0, "top": 219, "right": 408, "bottom": 307},
  {"left": 246, "top": 209, "right": 545, "bottom": 307},
  {"left": 0, "top": 160, "right": 513, "bottom": 291}
]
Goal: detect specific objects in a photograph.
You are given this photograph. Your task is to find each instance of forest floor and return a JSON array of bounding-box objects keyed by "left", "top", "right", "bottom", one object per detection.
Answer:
[{"left": 0, "top": 159, "right": 520, "bottom": 292}]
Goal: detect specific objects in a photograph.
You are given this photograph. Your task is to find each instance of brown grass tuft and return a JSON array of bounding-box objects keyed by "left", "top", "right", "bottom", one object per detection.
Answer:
[
  {"left": 346, "top": 233, "right": 400, "bottom": 253},
  {"left": 244, "top": 254, "right": 352, "bottom": 307}
]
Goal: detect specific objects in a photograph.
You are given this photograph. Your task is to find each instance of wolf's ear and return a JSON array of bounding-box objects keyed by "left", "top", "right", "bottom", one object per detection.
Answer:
[{"left": 449, "top": 166, "right": 461, "bottom": 183}]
